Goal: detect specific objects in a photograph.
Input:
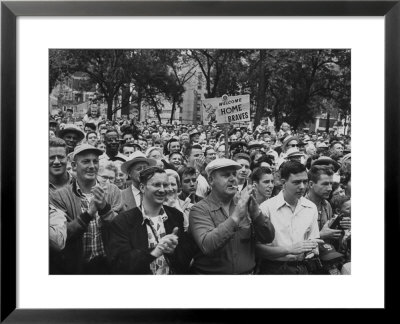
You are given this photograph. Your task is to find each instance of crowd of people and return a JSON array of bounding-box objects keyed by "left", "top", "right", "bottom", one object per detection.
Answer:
[{"left": 49, "top": 105, "right": 351, "bottom": 275}]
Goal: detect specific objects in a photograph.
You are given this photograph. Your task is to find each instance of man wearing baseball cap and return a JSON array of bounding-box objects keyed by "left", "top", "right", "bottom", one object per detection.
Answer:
[
  {"left": 189, "top": 158, "right": 275, "bottom": 274},
  {"left": 49, "top": 144, "right": 124, "bottom": 274},
  {"left": 120, "top": 151, "right": 157, "bottom": 211}
]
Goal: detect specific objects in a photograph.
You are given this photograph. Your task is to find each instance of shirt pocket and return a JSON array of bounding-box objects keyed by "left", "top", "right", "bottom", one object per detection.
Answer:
[
  {"left": 238, "top": 221, "right": 252, "bottom": 243},
  {"left": 209, "top": 210, "right": 229, "bottom": 227}
]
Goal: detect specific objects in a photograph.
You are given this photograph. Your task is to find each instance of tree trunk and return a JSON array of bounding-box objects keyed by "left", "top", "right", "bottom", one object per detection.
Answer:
[
  {"left": 149, "top": 96, "right": 162, "bottom": 124},
  {"left": 325, "top": 111, "right": 330, "bottom": 133},
  {"left": 270, "top": 99, "right": 279, "bottom": 131},
  {"left": 170, "top": 98, "right": 177, "bottom": 124},
  {"left": 254, "top": 50, "right": 266, "bottom": 129},
  {"left": 106, "top": 97, "right": 113, "bottom": 121},
  {"left": 121, "top": 85, "right": 130, "bottom": 116},
  {"left": 136, "top": 87, "right": 143, "bottom": 121}
]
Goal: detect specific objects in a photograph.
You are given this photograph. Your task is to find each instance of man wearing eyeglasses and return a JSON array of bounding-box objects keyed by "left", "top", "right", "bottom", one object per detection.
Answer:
[
  {"left": 49, "top": 144, "right": 124, "bottom": 274},
  {"left": 277, "top": 135, "right": 300, "bottom": 167},
  {"left": 108, "top": 166, "right": 195, "bottom": 274},
  {"left": 97, "top": 162, "right": 117, "bottom": 185},
  {"left": 120, "top": 151, "right": 157, "bottom": 211}
]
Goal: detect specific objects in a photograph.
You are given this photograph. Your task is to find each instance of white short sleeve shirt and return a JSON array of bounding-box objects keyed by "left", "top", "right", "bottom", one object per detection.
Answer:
[{"left": 259, "top": 191, "right": 320, "bottom": 261}]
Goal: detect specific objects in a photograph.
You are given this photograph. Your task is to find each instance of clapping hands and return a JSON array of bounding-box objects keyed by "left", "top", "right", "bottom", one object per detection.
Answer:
[{"left": 152, "top": 227, "right": 179, "bottom": 257}]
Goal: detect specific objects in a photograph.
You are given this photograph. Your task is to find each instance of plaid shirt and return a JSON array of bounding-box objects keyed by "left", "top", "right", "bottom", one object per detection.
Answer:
[{"left": 72, "top": 180, "right": 106, "bottom": 263}]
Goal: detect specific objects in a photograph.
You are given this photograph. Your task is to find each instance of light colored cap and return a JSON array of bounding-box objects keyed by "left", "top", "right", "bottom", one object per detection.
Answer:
[
  {"left": 58, "top": 124, "right": 85, "bottom": 141},
  {"left": 205, "top": 158, "right": 242, "bottom": 177},
  {"left": 121, "top": 150, "right": 157, "bottom": 175},
  {"left": 189, "top": 129, "right": 200, "bottom": 137},
  {"left": 316, "top": 142, "right": 328, "bottom": 148},
  {"left": 281, "top": 135, "right": 299, "bottom": 151},
  {"left": 145, "top": 146, "right": 162, "bottom": 158},
  {"left": 72, "top": 144, "right": 103, "bottom": 160},
  {"left": 286, "top": 147, "right": 304, "bottom": 159}
]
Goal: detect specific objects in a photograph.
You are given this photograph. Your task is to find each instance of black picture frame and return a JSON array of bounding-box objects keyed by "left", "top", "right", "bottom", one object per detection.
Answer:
[{"left": 1, "top": 0, "right": 399, "bottom": 322}]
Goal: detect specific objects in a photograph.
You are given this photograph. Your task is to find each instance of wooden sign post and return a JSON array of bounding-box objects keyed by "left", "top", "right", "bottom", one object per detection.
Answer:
[{"left": 224, "top": 124, "right": 229, "bottom": 158}]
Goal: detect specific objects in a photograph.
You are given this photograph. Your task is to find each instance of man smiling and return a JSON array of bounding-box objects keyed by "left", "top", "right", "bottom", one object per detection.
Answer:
[
  {"left": 108, "top": 167, "right": 191, "bottom": 274},
  {"left": 49, "top": 144, "right": 124, "bottom": 274},
  {"left": 58, "top": 124, "right": 85, "bottom": 155},
  {"left": 100, "top": 129, "right": 127, "bottom": 162},
  {"left": 189, "top": 158, "right": 275, "bottom": 274},
  {"left": 49, "top": 138, "right": 72, "bottom": 193}
]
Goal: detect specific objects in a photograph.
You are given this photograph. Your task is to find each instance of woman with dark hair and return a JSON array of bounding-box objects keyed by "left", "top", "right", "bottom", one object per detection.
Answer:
[{"left": 108, "top": 167, "right": 193, "bottom": 274}]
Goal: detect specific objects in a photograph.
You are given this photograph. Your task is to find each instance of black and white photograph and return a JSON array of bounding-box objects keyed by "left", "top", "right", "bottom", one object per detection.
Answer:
[
  {"left": 1, "top": 1, "right": 393, "bottom": 317},
  {"left": 48, "top": 48, "right": 352, "bottom": 275}
]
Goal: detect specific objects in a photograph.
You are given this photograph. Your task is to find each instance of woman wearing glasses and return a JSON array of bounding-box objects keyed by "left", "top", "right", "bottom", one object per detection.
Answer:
[
  {"left": 108, "top": 167, "right": 194, "bottom": 274},
  {"left": 97, "top": 162, "right": 118, "bottom": 185}
]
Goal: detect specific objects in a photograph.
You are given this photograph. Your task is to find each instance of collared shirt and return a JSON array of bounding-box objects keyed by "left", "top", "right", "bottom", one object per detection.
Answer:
[
  {"left": 189, "top": 193, "right": 257, "bottom": 274},
  {"left": 72, "top": 179, "right": 106, "bottom": 263},
  {"left": 177, "top": 192, "right": 203, "bottom": 232},
  {"left": 131, "top": 185, "right": 142, "bottom": 208},
  {"left": 141, "top": 205, "right": 169, "bottom": 275},
  {"left": 259, "top": 191, "right": 319, "bottom": 261},
  {"left": 49, "top": 172, "right": 73, "bottom": 193},
  {"left": 305, "top": 193, "right": 333, "bottom": 230},
  {"left": 99, "top": 152, "right": 127, "bottom": 162},
  {"left": 195, "top": 174, "right": 210, "bottom": 198},
  {"left": 178, "top": 191, "right": 202, "bottom": 204}
]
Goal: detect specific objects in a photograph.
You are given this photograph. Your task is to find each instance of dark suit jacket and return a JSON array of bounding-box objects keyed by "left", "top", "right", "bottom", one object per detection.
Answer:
[
  {"left": 121, "top": 186, "right": 137, "bottom": 211},
  {"left": 107, "top": 205, "right": 198, "bottom": 274}
]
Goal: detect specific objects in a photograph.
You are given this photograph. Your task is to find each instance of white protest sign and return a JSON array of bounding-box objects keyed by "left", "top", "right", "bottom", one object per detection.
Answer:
[{"left": 202, "top": 94, "right": 250, "bottom": 125}]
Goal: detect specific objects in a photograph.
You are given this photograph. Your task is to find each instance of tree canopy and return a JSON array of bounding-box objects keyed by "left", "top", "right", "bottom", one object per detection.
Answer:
[{"left": 49, "top": 49, "right": 350, "bottom": 127}]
